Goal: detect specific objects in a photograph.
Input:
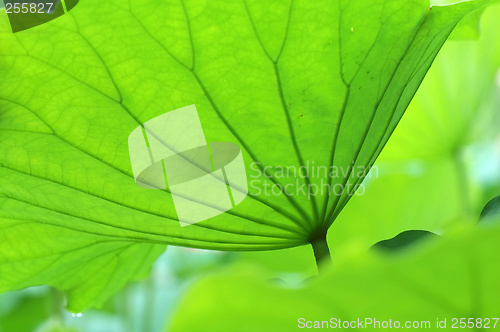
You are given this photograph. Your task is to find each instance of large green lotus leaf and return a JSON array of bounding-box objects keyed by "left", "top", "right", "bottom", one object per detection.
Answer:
[
  {"left": 0, "top": 0, "right": 495, "bottom": 311},
  {"left": 169, "top": 222, "right": 500, "bottom": 331}
]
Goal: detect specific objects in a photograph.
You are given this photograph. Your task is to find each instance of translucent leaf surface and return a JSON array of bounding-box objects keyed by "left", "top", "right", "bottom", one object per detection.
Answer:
[{"left": 0, "top": 0, "right": 495, "bottom": 311}]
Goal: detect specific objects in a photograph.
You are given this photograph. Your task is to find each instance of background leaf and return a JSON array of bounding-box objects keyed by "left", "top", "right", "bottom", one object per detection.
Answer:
[
  {"left": 169, "top": 222, "right": 500, "bottom": 331},
  {"left": 480, "top": 195, "right": 500, "bottom": 222},
  {"left": 237, "top": 1, "right": 500, "bottom": 279},
  {"left": 372, "top": 230, "right": 438, "bottom": 251}
]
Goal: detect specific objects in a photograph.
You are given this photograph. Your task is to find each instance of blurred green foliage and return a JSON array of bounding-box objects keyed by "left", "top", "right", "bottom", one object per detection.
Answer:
[{"left": 169, "top": 222, "right": 500, "bottom": 331}]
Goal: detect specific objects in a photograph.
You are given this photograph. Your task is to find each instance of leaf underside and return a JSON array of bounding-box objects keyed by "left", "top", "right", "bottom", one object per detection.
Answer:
[{"left": 0, "top": 0, "right": 493, "bottom": 311}]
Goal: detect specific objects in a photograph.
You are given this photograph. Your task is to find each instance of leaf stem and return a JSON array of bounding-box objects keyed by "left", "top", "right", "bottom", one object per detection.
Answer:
[{"left": 311, "top": 234, "right": 332, "bottom": 272}]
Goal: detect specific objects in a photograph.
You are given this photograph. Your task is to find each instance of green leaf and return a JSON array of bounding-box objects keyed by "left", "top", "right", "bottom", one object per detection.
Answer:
[
  {"left": 372, "top": 230, "right": 438, "bottom": 251},
  {"left": 0, "top": 288, "right": 52, "bottom": 332},
  {"left": 169, "top": 223, "right": 500, "bottom": 331},
  {"left": 480, "top": 195, "right": 500, "bottom": 222},
  {"left": 233, "top": 0, "right": 500, "bottom": 299},
  {"left": 0, "top": 216, "right": 165, "bottom": 311},
  {"left": 0, "top": 0, "right": 495, "bottom": 310},
  {"left": 329, "top": 159, "right": 464, "bottom": 257}
]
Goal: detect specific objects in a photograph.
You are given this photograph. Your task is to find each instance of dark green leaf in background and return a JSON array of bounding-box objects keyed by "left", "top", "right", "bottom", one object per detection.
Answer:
[
  {"left": 480, "top": 195, "right": 500, "bottom": 222},
  {"left": 372, "top": 230, "right": 438, "bottom": 251}
]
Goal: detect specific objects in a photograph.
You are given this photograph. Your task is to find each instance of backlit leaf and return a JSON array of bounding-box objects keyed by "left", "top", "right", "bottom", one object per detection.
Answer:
[{"left": 0, "top": 0, "right": 495, "bottom": 311}]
